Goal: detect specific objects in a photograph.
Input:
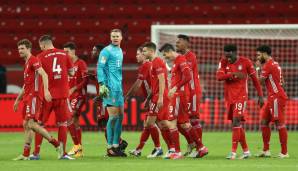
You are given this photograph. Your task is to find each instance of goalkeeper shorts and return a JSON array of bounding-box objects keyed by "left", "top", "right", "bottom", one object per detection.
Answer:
[{"left": 103, "top": 91, "right": 124, "bottom": 107}]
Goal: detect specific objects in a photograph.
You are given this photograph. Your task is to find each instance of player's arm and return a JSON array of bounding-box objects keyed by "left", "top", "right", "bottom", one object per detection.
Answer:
[
  {"left": 169, "top": 63, "right": 191, "bottom": 98},
  {"left": 125, "top": 79, "right": 143, "bottom": 101},
  {"left": 66, "top": 55, "right": 75, "bottom": 76},
  {"left": 216, "top": 60, "right": 233, "bottom": 81},
  {"left": 157, "top": 73, "right": 165, "bottom": 109},
  {"left": 248, "top": 60, "right": 264, "bottom": 107},
  {"left": 97, "top": 49, "right": 109, "bottom": 97},
  {"left": 70, "top": 62, "right": 88, "bottom": 94},
  {"left": 37, "top": 67, "right": 52, "bottom": 102},
  {"left": 13, "top": 85, "right": 24, "bottom": 112}
]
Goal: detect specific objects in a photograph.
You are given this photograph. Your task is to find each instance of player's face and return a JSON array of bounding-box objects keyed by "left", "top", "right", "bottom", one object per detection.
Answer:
[
  {"left": 162, "top": 51, "right": 172, "bottom": 60},
  {"left": 39, "top": 42, "right": 46, "bottom": 51},
  {"left": 256, "top": 51, "right": 266, "bottom": 64},
  {"left": 110, "top": 32, "right": 122, "bottom": 46},
  {"left": 64, "top": 48, "right": 75, "bottom": 58},
  {"left": 224, "top": 51, "right": 237, "bottom": 63},
  {"left": 142, "top": 47, "right": 152, "bottom": 58},
  {"left": 136, "top": 50, "right": 145, "bottom": 63},
  {"left": 176, "top": 38, "right": 186, "bottom": 52},
  {"left": 91, "top": 46, "right": 99, "bottom": 59},
  {"left": 18, "top": 45, "right": 30, "bottom": 59}
]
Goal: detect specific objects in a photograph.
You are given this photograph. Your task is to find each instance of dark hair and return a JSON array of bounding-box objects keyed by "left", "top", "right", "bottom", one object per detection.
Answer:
[
  {"left": 110, "top": 28, "right": 122, "bottom": 35},
  {"left": 137, "top": 45, "right": 143, "bottom": 52},
  {"left": 39, "top": 34, "right": 52, "bottom": 42},
  {"left": 159, "top": 43, "right": 175, "bottom": 52},
  {"left": 17, "top": 39, "right": 32, "bottom": 49},
  {"left": 256, "top": 45, "right": 272, "bottom": 55},
  {"left": 63, "top": 42, "right": 76, "bottom": 50},
  {"left": 95, "top": 44, "right": 105, "bottom": 51},
  {"left": 142, "top": 42, "right": 156, "bottom": 51},
  {"left": 177, "top": 34, "right": 190, "bottom": 42},
  {"left": 224, "top": 44, "right": 237, "bottom": 52}
]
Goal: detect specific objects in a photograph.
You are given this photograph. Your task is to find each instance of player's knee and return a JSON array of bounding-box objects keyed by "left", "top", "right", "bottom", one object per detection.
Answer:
[
  {"left": 261, "top": 119, "right": 269, "bottom": 126},
  {"left": 180, "top": 122, "right": 191, "bottom": 129},
  {"left": 27, "top": 119, "right": 35, "bottom": 129}
]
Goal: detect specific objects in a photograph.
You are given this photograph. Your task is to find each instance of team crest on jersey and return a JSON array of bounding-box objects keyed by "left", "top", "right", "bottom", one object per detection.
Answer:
[
  {"left": 101, "top": 56, "right": 107, "bottom": 64},
  {"left": 238, "top": 65, "right": 243, "bottom": 71}
]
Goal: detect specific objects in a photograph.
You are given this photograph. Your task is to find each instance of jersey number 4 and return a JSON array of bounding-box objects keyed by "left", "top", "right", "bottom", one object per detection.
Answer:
[{"left": 52, "top": 57, "right": 62, "bottom": 74}]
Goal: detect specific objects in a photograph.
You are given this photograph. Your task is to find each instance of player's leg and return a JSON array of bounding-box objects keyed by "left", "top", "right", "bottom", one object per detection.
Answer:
[
  {"left": 273, "top": 98, "right": 288, "bottom": 158},
  {"left": 13, "top": 120, "right": 32, "bottom": 160},
  {"left": 256, "top": 102, "right": 271, "bottom": 157},
  {"left": 67, "top": 98, "right": 81, "bottom": 156}
]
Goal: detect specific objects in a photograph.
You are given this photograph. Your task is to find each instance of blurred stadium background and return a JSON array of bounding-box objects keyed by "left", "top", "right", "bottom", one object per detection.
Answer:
[{"left": 0, "top": 0, "right": 298, "bottom": 132}]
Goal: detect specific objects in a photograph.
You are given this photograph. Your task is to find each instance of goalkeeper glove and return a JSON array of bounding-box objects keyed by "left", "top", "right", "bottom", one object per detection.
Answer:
[{"left": 99, "top": 84, "right": 109, "bottom": 98}]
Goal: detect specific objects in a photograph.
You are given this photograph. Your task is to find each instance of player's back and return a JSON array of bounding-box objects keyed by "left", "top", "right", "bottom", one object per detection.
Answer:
[
  {"left": 262, "top": 59, "right": 287, "bottom": 99},
  {"left": 150, "top": 57, "right": 168, "bottom": 101},
  {"left": 184, "top": 51, "right": 201, "bottom": 94},
  {"left": 37, "top": 48, "right": 73, "bottom": 99}
]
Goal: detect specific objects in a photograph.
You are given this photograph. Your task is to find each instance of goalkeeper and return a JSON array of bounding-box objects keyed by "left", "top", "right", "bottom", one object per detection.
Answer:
[{"left": 97, "top": 29, "right": 126, "bottom": 157}]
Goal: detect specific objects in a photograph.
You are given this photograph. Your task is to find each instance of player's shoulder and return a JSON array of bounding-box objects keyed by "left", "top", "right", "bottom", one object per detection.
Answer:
[{"left": 239, "top": 56, "right": 253, "bottom": 64}]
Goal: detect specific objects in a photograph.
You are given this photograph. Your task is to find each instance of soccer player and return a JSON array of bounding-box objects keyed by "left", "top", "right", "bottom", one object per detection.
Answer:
[
  {"left": 175, "top": 34, "right": 205, "bottom": 156},
  {"left": 160, "top": 43, "right": 209, "bottom": 158},
  {"left": 142, "top": 42, "right": 181, "bottom": 159},
  {"left": 97, "top": 29, "right": 126, "bottom": 157},
  {"left": 63, "top": 42, "right": 88, "bottom": 157},
  {"left": 30, "top": 35, "right": 75, "bottom": 160},
  {"left": 126, "top": 46, "right": 162, "bottom": 158},
  {"left": 13, "top": 39, "right": 63, "bottom": 160},
  {"left": 255, "top": 45, "right": 289, "bottom": 158},
  {"left": 216, "top": 44, "right": 264, "bottom": 160}
]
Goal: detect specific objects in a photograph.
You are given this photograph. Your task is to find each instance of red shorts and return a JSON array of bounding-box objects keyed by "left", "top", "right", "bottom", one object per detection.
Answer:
[
  {"left": 22, "top": 97, "right": 42, "bottom": 121},
  {"left": 70, "top": 96, "right": 86, "bottom": 116},
  {"left": 148, "top": 97, "right": 171, "bottom": 121},
  {"left": 169, "top": 94, "right": 190, "bottom": 124},
  {"left": 189, "top": 92, "right": 201, "bottom": 118},
  {"left": 261, "top": 96, "right": 287, "bottom": 124},
  {"left": 38, "top": 98, "right": 72, "bottom": 123},
  {"left": 226, "top": 101, "right": 247, "bottom": 121}
]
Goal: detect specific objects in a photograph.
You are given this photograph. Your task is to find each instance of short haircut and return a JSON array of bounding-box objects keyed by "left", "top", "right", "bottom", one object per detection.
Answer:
[
  {"left": 159, "top": 43, "right": 175, "bottom": 52},
  {"left": 224, "top": 44, "right": 237, "bottom": 52},
  {"left": 110, "top": 28, "right": 122, "bottom": 35},
  {"left": 39, "top": 34, "right": 53, "bottom": 42},
  {"left": 17, "top": 39, "right": 32, "bottom": 49},
  {"left": 95, "top": 44, "right": 105, "bottom": 51},
  {"left": 137, "top": 45, "right": 143, "bottom": 52},
  {"left": 177, "top": 34, "right": 190, "bottom": 42},
  {"left": 256, "top": 45, "right": 272, "bottom": 55},
  {"left": 63, "top": 42, "right": 76, "bottom": 50},
  {"left": 142, "top": 42, "right": 156, "bottom": 51}
]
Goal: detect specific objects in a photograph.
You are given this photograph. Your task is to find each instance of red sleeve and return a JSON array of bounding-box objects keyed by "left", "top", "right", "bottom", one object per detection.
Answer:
[
  {"left": 250, "top": 72, "right": 263, "bottom": 97},
  {"left": 137, "top": 65, "right": 146, "bottom": 80},
  {"left": 175, "top": 57, "right": 191, "bottom": 89},
  {"left": 246, "top": 59, "right": 256, "bottom": 76},
  {"left": 155, "top": 59, "right": 166, "bottom": 75},
  {"left": 76, "top": 60, "right": 88, "bottom": 90},
  {"left": 30, "top": 57, "right": 42, "bottom": 70},
  {"left": 66, "top": 55, "right": 74, "bottom": 70},
  {"left": 216, "top": 59, "right": 233, "bottom": 81}
]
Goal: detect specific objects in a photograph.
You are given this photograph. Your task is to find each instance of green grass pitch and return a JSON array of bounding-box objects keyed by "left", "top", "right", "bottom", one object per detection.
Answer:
[{"left": 0, "top": 131, "right": 297, "bottom": 171}]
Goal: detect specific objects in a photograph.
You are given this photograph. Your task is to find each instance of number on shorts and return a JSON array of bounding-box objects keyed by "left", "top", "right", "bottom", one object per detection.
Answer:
[
  {"left": 187, "top": 103, "right": 191, "bottom": 110},
  {"left": 53, "top": 57, "right": 62, "bottom": 74},
  {"left": 235, "top": 103, "right": 243, "bottom": 111},
  {"left": 169, "top": 105, "right": 174, "bottom": 113}
]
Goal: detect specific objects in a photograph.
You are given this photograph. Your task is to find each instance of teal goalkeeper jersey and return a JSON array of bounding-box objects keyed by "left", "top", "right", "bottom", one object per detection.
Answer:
[{"left": 97, "top": 44, "right": 123, "bottom": 92}]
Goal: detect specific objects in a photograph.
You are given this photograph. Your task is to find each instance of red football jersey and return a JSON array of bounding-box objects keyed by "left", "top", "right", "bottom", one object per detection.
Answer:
[
  {"left": 37, "top": 48, "right": 73, "bottom": 99},
  {"left": 137, "top": 61, "right": 152, "bottom": 97},
  {"left": 23, "top": 56, "right": 43, "bottom": 101},
  {"left": 150, "top": 57, "right": 169, "bottom": 102},
  {"left": 261, "top": 58, "right": 287, "bottom": 99},
  {"left": 184, "top": 51, "right": 202, "bottom": 95},
  {"left": 170, "top": 55, "right": 191, "bottom": 96},
  {"left": 69, "top": 59, "right": 88, "bottom": 98},
  {"left": 217, "top": 56, "right": 256, "bottom": 103}
]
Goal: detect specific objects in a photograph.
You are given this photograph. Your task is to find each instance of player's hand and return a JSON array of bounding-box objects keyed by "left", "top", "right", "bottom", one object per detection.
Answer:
[
  {"left": 232, "top": 72, "right": 245, "bottom": 79},
  {"left": 258, "top": 96, "right": 264, "bottom": 107},
  {"left": 99, "top": 85, "right": 109, "bottom": 98},
  {"left": 157, "top": 97, "right": 163, "bottom": 109},
  {"left": 168, "top": 87, "right": 177, "bottom": 99},
  {"left": 44, "top": 89, "right": 52, "bottom": 102},
  {"left": 13, "top": 100, "right": 20, "bottom": 112}
]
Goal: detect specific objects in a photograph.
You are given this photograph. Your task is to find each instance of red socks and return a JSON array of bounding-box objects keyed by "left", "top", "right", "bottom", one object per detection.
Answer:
[
  {"left": 161, "top": 128, "right": 174, "bottom": 150},
  {"left": 191, "top": 119, "right": 203, "bottom": 142},
  {"left": 49, "top": 137, "right": 60, "bottom": 148},
  {"left": 232, "top": 127, "right": 241, "bottom": 153},
  {"left": 240, "top": 127, "right": 248, "bottom": 152},
  {"left": 68, "top": 123, "right": 79, "bottom": 145},
  {"left": 136, "top": 127, "right": 150, "bottom": 151},
  {"left": 33, "top": 133, "right": 43, "bottom": 155},
  {"left": 23, "top": 143, "right": 31, "bottom": 157},
  {"left": 76, "top": 127, "right": 82, "bottom": 145},
  {"left": 178, "top": 124, "right": 194, "bottom": 144},
  {"left": 58, "top": 125, "right": 68, "bottom": 155},
  {"left": 261, "top": 125, "right": 271, "bottom": 151},
  {"left": 189, "top": 127, "right": 204, "bottom": 149},
  {"left": 150, "top": 125, "right": 161, "bottom": 148},
  {"left": 170, "top": 128, "right": 180, "bottom": 153},
  {"left": 278, "top": 125, "right": 288, "bottom": 154}
]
